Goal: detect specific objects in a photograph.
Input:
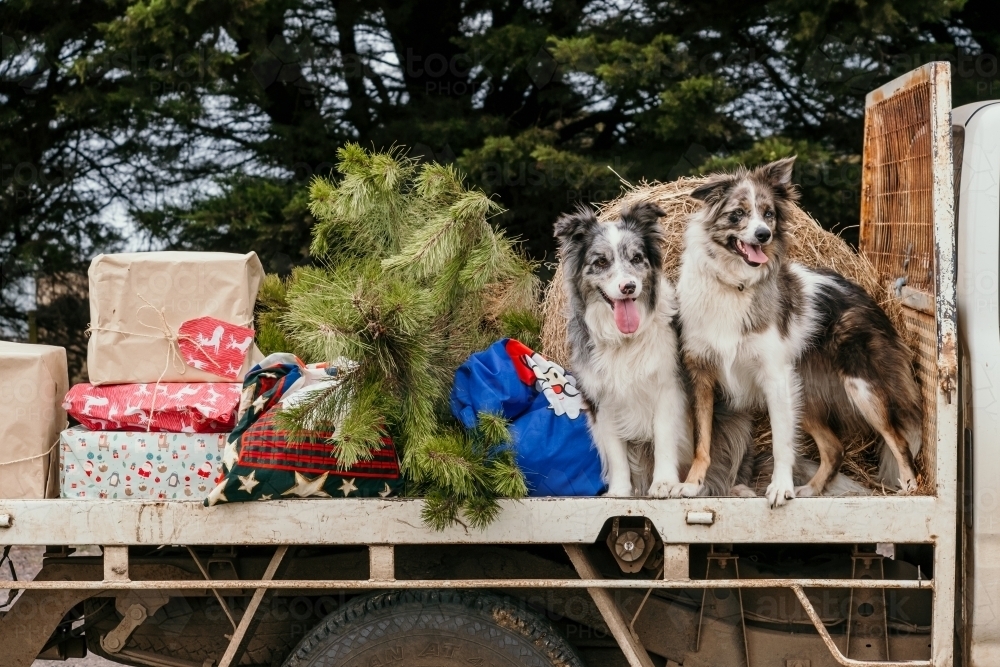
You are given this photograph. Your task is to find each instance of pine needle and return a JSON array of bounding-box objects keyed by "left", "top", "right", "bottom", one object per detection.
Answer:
[
  {"left": 268, "top": 145, "right": 542, "bottom": 530},
  {"left": 476, "top": 412, "right": 512, "bottom": 448}
]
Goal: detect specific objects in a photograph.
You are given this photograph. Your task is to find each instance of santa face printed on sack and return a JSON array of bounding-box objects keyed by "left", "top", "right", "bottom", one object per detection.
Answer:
[{"left": 519, "top": 352, "right": 584, "bottom": 419}]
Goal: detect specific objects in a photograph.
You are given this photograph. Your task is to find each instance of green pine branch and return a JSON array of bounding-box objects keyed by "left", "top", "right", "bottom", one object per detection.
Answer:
[{"left": 262, "top": 145, "right": 539, "bottom": 529}]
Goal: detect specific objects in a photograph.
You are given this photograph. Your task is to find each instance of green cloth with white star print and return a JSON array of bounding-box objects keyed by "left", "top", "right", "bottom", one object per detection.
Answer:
[{"left": 204, "top": 404, "right": 402, "bottom": 505}]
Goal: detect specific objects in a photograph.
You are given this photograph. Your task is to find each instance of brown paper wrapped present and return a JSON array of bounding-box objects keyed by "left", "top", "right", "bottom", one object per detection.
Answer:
[
  {"left": 87, "top": 251, "right": 265, "bottom": 385},
  {"left": 0, "top": 342, "right": 67, "bottom": 498}
]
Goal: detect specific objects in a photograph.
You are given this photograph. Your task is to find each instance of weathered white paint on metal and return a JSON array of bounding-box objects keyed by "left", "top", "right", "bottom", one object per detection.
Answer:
[
  {"left": 0, "top": 577, "right": 933, "bottom": 591},
  {"left": 899, "top": 286, "right": 936, "bottom": 315},
  {"left": 369, "top": 545, "right": 395, "bottom": 582},
  {"left": 862, "top": 61, "right": 959, "bottom": 667},
  {"left": 564, "top": 545, "right": 657, "bottom": 667},
  {"left": 103, "top": 545, "right": 129, "bottom": 582},
  {"left": 217, "top": 545, "right": 287, "bottom": 667},
  {"left": 100, "top": 604, "right": 148, "bottom": 653},
  {"left": 954, "top": 99, "right": 1000, "bottom": 667},
  {"left": 186, "top": 546, "right": 238, "bottom": 630},
  {"left": 685, "top": 510, "right": 715, "bottom": 525},
  {"left": 927, "top": 60, "right": 959, "bottom": 667},
  {"left": 0, "top": 496, "right": 952, "bottom": 546},
  {"left": 791, "top": 586, "right": 931, "bottom": 667},
  {"left": 663, "top": 544, "right": 689, "bottom": 580}
]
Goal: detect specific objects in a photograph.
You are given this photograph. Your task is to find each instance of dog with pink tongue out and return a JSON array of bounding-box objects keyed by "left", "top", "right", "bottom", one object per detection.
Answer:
[
  {"left": 555, "top": 203, "right": 752, "bottom": 497},
  {"left": 675, "top": 157, "right": 921, "bottom": 507}
]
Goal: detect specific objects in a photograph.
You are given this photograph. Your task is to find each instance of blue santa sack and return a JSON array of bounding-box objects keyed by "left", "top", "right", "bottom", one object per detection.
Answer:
[{"left": 450, "top": 339, "right": 605, "bottom": 496}]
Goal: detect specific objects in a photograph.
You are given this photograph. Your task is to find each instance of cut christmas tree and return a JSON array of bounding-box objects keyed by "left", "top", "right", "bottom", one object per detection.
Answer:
[{"left": 271, "top": 145, "right": 541, "bottom": 529}]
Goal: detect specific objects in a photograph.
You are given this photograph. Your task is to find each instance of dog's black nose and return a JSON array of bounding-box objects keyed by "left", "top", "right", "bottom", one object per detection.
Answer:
[
  {"left": 754, "top": 228, "right": 772, "bottom": 243},
  {"left": 620, "top": 281, "right": 636, "bottom": 295}
]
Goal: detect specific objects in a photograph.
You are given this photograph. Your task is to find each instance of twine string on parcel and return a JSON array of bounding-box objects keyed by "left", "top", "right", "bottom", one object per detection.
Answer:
[
  {"left": 0, "top": 438, "right": 59, "bottom": 467},
  {"left": 86, "top": 293, "right": 252, "bottom": 431}
]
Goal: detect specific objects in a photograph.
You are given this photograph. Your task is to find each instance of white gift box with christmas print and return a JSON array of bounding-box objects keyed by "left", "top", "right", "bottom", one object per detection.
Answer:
[{"left": 59, "top": 427, "right": 229, "bottom": 500}]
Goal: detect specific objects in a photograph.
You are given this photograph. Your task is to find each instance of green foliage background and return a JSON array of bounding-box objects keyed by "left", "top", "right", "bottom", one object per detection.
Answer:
[{"left": 2, "top": 0, "right": 998, "bottom": 376}]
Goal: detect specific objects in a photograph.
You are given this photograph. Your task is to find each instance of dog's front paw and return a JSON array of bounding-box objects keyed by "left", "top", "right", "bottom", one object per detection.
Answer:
[
  {"left": 604, "top": 484, "right": 634, "bottom": 497},
  {"left": 730, "top": 484, "right": 757, "bottom": 498},
  {"left": 765, "top": 478, "right": 796, "bottom": 508},
  {"left": 647, "top": 479, "right": 677, "bottom": 498},
  {"left": 668, "top": 482, "right": 703, "bottom": 498},
  {"left": 898, "top": 476, "right": 918, "bottom": 494},
  {"left": 794, "top": 484, "right": 817, "bottom": 498}
]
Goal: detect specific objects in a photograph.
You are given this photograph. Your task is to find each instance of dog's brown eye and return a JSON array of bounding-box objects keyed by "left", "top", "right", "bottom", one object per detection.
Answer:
[
  {"left": 632, "top": 254, "right": 643, "bottom": 263},
  {"left": 728, "top": 211, "right": 742, "bottom": 224},
  {"left": 594, "top": 257, "right": 608, "bottom": 268}
]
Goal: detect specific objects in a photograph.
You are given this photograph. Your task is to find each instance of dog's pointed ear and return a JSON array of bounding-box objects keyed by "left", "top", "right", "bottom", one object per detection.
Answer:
[
  {"left": 621, "top": 202, "right": 665, "bottom": 227},
  {"left": 620, "top": 202, "right": 665, "bottom": 240},
  {"left": 621, "top": 202, "right": 665, "bottom": 268},
  {"left": 755, "top": 156, "right": 799, "bottom": 203},
  {"left": 689, "top": 174, "right": 736, "bottom": 204},
  {"left": 758, "top": 156, "right": 796, "bottom": 186},
  {"left": 554, "top": 205, "right": 599, "bottom": 245}
]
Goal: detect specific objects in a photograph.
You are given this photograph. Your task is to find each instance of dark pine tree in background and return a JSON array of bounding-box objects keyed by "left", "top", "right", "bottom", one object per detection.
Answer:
[{"left": 2, "top": 0, "right": 999, "bottom": 376}]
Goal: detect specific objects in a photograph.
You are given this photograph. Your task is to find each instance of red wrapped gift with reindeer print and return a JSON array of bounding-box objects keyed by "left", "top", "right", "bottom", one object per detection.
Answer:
[{"left": 64, "top": 382, "right": 241, "bottom": 433}]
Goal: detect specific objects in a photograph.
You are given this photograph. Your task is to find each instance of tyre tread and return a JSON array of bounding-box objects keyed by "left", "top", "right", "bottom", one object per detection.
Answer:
[{"left": 284, "top": 590, "right": 583, "bottom": 667}]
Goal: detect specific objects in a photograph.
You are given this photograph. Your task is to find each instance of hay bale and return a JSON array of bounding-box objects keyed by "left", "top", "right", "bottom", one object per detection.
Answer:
[
  {"left": 539, "top": 176, "right": 914, "bottom": 493},
  {"left": 540, "top": 176, "right": 909, "bottom": 364}
]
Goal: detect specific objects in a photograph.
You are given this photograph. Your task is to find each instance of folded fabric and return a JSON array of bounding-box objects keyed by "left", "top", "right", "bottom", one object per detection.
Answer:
[
  {"left": 229, "top": 353, "right": 339, "bottom": 444},
  {"left": 450, "top": 339, "right": 604, "bottom": 496},
  {"left": 64, "top": 382, "right": 241, "bottom": 433},
  {"left": 60, "top": 427, "right": 228, "bottom": 500},
  {"left": 205, "top": 404, "right": 402, "bottom": 506}
]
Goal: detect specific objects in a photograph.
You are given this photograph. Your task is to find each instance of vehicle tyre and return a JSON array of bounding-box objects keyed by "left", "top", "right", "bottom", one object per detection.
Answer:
[{"left": 283, "top": 589, "right": 585, "bottom": 667}]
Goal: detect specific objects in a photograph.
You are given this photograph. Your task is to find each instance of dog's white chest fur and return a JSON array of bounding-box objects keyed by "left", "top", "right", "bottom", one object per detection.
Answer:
[
  {"left": 677, "top": 260, "right": 820, "bottom": 410},
  {"left": 678, "top": 270, "right": 764, "bottom": 405},
  {"left": 575, "top": 278, "right": 684, "bottom": 442}
]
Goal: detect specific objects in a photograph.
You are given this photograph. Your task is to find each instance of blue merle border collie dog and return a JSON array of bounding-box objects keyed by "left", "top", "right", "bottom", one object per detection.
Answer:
[
  {"left": 675, "top": 157, "right": 922, "bottom": 507},
  {"left": 554, "top": 202, "right": 752, "bottom": 497}
]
